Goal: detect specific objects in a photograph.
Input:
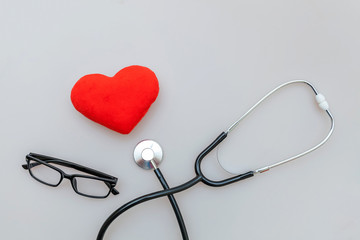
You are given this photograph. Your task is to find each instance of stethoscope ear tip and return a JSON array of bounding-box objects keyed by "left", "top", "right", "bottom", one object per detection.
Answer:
[{"left": 133, "top": 140, "right": 163, "bottom": 170}]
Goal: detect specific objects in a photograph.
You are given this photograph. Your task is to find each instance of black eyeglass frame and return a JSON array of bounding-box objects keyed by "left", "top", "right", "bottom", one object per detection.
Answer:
[{"left": 22, "top": 153, "right": 119, "bottom": 199}]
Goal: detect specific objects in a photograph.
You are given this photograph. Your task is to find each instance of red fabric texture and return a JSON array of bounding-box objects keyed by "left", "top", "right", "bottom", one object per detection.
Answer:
[{"left": 71, "top": 65, "right": 159, "bottom": 134}]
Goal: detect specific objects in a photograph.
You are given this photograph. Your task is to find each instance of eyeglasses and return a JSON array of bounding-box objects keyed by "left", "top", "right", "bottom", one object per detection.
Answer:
[{"left": 22, "top": 153, "right": 119, "bottom": 199}]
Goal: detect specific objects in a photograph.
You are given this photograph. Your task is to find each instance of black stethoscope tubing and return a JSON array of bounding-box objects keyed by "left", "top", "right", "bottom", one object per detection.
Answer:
[{"left": 96, "top": 131, "right": 254, "bottom": 240}]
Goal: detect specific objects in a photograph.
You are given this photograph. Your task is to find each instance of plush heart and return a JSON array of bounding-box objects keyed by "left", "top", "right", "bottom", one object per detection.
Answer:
[{"left": 71, "top": 65, "right": 159, "bottom": 134}]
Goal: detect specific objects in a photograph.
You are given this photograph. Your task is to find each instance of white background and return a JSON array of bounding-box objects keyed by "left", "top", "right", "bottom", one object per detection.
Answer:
[{"left": 1, "top": 0, "right": 359, "bottom": 239}]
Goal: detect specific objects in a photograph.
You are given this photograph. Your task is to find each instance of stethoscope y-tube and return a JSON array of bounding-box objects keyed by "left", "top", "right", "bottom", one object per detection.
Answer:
[{"left": 97, "top": 80, "right": 334, "bottom": 240}]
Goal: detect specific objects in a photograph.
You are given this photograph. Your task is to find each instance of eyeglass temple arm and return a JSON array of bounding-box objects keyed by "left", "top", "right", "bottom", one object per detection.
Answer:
[{"left": 26, "top": 153, "right": 117, "bottom": 180}]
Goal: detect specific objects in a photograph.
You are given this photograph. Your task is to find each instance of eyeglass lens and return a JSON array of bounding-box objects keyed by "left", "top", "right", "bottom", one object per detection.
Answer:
[
  {"left": 28, "top": 159, "right": 62, "bottom": 186},
  {"left": 72, "top": 177, "right": 111, "bottom": 197}
]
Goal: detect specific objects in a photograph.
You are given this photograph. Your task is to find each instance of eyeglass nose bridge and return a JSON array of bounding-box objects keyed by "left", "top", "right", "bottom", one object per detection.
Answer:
[
  {"left": 59, "top": 174, "right": 80, "bottom": 194},
  {"left": 59, "top": 174, "right": 78, "bottom": 192},
  {"left": 63, "top": 173, "right": 72, "bottom": 179},
  {"left": 61, "top": 174, "right": 79, "bottom": 191}
]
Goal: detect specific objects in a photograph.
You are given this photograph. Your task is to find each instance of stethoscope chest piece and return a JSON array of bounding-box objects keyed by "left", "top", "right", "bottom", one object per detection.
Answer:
[{"left": 133, "top": 140, "right": 163, "bottom": 170}]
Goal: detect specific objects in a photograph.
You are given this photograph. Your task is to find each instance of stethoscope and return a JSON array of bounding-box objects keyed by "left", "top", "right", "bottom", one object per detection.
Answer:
[{"left": 96, "top": 80, "right": 334, "bottom": 240}]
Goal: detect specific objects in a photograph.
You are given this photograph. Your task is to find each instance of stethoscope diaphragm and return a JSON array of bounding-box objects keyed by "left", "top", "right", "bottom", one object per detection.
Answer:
[{"left": 133, "top": 140, "right": 163, "bottom": 170}]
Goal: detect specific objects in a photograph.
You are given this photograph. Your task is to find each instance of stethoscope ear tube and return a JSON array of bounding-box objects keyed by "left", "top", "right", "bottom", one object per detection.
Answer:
[
  {"left": 195, "top": 132, "right": 255, "bottom": 187},
  {"left": 221, "top": 80, "right": 334, "bottom": 174}
]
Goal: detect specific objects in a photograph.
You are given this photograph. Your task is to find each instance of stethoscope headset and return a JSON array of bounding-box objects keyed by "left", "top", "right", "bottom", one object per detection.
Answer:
[{"left": 97, "top": 80, "right": 334, "bottom": 240}]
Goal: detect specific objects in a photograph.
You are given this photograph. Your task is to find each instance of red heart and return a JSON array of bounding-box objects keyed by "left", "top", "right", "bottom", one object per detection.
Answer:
[{"left": 71, "top": 65, "right": 159, "bottom": 134}]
